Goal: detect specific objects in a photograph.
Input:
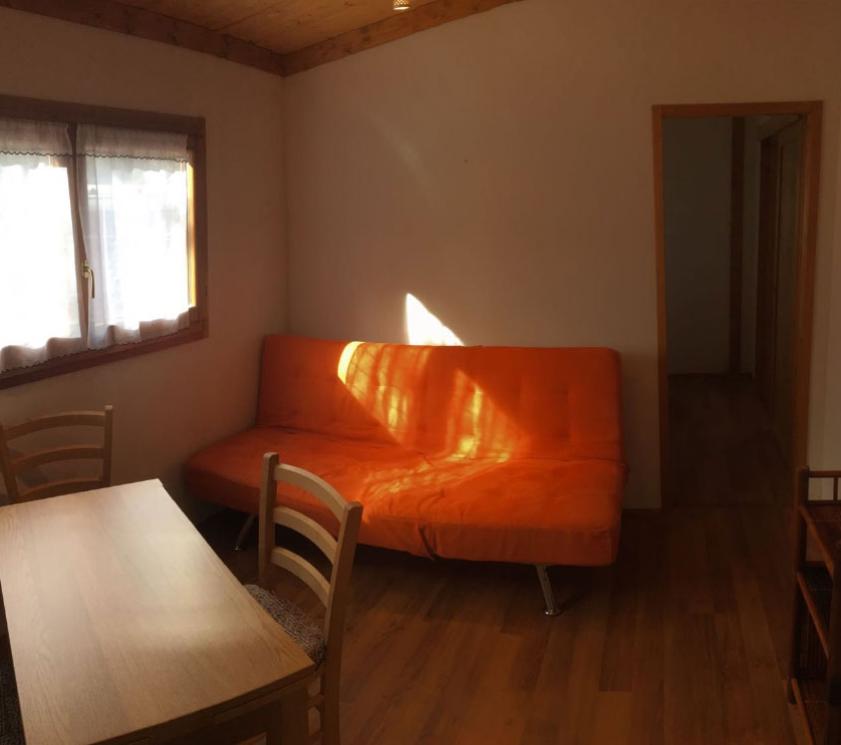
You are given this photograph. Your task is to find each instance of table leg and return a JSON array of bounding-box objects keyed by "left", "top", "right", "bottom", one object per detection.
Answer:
[{"left": 270, "top": 684, "right": 308, "bottom": 745}]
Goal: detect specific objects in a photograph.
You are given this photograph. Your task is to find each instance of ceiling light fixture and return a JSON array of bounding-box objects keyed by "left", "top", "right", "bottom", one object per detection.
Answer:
[{"left": 393, "top": 0, "right": 410, "bottom": 11}]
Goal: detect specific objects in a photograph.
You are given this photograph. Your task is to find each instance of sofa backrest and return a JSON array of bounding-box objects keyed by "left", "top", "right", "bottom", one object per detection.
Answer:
[{"left": 257, "top": 335, "right": 624, "bottom": 463}]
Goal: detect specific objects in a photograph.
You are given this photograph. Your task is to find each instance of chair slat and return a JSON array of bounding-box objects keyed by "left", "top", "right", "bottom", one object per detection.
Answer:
[
  {"left": 19, "top": 478, "right": 105, "bottom": 502},
  {"left": 5, "top": 411, "right": 107, "bottom": 440},
  {"left": 270, "top": 547, "right": 330, "bottom": 606},
  {"left": 275, "top": 465, "right": 347, "bottom": 521},
  {"left": 12, "top": 446, "right": 104, "bottom": 473},
  {"left": 0, "top": 406, "right": 113, "bottom": 504},
  {"left": 274, "top": 507, "right": 338, "bottom": 563}
]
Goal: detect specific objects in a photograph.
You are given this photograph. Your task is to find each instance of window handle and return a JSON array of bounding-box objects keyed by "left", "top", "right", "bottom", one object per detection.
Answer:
[{"left": 83, "top": 261, "right": 96, "bottom": 299}]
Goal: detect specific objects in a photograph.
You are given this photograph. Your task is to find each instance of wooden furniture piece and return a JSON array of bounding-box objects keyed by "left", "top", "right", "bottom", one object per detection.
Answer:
[
  {"left": 185, "top": 335, "right": 627, "bottom": 615},
  {"left": 0, "top": 479, "right": 315, "bottom": 745},
  {"left": 250, "top": 453, "right": 363, "bottom": 745},
  {"left": 788, "top": 468, "right": 841, "bottom": 744},
  {"left": 0, "top": 406, "right": 113, "bottom": 503}
]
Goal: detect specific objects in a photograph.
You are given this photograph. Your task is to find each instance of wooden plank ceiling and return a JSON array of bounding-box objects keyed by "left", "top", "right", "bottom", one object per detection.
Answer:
[{"left": 1, "top": 0, "right": 524, "bottom": 76}]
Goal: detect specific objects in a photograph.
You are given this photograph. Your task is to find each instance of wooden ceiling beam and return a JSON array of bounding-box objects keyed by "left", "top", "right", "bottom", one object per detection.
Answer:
[
  {"left": 0, "top": 0, "right": 286, "bottom": 76},
  {"left": 1, "top": 0, "right": 526, "bottom": 78},
  {"left": 281, "top": 0, "right": 526, "bottom": 76}
]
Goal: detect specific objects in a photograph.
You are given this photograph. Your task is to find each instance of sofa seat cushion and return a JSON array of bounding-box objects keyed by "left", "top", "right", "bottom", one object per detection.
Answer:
[
  {"left": 410, "top": 457, "right": 625, "bottom": 565},
  {"left": 185, "top": 426, "right": 428, "bottom": 514},
  {"left": 185, "top": 428, "right": 625, "bottom": 566}
]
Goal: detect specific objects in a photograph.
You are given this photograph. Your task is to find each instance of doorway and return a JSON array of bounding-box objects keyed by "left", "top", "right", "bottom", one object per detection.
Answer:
[{"left": 652, "top": 102, "right": 822, "bottom": 507}]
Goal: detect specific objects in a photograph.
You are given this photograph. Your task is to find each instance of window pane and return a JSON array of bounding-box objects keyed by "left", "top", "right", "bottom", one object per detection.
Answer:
[
  {"left": 82, "top": 155, "right": 190, "bottom": 344},
  {"left": 0, "top": 154, "right": 81, "bottom": 350}
]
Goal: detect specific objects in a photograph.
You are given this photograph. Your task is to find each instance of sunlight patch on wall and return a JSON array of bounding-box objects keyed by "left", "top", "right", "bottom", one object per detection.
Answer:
[{"left": 404, "top": 293, "right": 463, "bottom": 346}]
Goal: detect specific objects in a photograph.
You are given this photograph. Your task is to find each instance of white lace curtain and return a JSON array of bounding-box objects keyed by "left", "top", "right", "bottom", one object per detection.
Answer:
[
  {"left": 0, "top": 119, "right": 192, "bottom": 374},
  {"left": 77, "top": 125, "right": 191, "bottom": 349},
  {"left": 0, "top": 119, "right": 83, "bottom": 372}
]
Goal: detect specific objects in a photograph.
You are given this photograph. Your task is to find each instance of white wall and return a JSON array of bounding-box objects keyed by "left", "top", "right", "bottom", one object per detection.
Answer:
[
  {"left": 0, "top": 9, "right": 287, "bottom": 518},
  {"left": 3, "top": 2, "right": 841, "bottom": 511},
  {"left": 663, "top": 117, "right": 733, "bottom": 375},
  {"left": 283, "top": 0, "right": 841, "bottom": 508}
]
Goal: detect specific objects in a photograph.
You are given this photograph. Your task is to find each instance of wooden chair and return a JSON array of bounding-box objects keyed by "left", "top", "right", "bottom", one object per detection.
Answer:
[
  {"left": 0, "top": 407, "right": 114, "bottom": 503},
  {"left": 246, "top": 452, "right": 362, "bottom": 745},
  {"left": 0, "top": 407, "right": 113, "bottom": 745}
]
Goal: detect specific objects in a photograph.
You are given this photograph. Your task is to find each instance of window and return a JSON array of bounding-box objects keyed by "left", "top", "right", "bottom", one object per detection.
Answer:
[{"left": 0, "top": 95, "right": 207, "bottom": 388}]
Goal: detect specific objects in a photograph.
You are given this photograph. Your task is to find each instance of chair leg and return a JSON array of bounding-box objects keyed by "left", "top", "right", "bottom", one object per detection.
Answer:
[
  {"left": 536, "top": 564, "right": 561, "bottom": 616},
  {"left": 321, "top": 696, "right": 340, "bottom": 745},
  {"left": 234, "top": 514, "right": 257, "bottom": 552},
  {"left": 319, "top": 672, "right": 341, "bottom": 745}
]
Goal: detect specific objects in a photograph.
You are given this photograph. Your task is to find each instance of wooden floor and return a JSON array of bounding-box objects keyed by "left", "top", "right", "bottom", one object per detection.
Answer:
[
  {"left": 201, "top": 376, "right": 806, "bottom": 744},
  {"left": 667, "top": 374, "right": 790, "bottom": 507}
]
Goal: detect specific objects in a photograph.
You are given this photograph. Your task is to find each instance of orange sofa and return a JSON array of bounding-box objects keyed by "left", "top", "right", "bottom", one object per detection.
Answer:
[{"left": 186, "top": 335, "right": 626, "bottom": 578}]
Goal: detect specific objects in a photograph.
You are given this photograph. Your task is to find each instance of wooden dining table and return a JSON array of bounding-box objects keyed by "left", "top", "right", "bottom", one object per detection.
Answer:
[{"left": 0, "top": 480, "right": 315, "bottom": 745}]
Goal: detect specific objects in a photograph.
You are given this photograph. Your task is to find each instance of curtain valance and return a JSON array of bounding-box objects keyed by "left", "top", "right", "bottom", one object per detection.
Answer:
[
  {"left": 0, "top": 117, "right": 72, "bottom": 157},
  {"left": 76, "top": 125, "right": 189, "bottom": 162}
]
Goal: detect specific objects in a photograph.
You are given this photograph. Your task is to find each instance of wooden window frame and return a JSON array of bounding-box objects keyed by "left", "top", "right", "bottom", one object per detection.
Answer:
[{"left": 0, "top": 93, "right": 208, "bottom": 390}]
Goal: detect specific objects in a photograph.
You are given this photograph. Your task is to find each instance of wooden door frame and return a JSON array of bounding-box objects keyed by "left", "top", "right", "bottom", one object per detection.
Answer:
[
  {"left": 729, "top": 117, "right": 746, "bottom": 374},
  {"left": 652, "top": 101, "right": 823, "bottom": 507}
]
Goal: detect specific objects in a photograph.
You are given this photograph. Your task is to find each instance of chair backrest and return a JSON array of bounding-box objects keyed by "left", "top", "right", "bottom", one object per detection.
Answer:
[
  {"left": 257, "top": 452, "right": 363, "bottom": 660},
  {"left": 0, "top": 407, "right": 114, "bottom": 503}
]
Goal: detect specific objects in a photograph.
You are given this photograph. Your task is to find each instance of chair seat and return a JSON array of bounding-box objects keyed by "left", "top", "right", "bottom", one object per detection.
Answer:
[
  {"left": 245, "top": 584, "right": 326, "bottom": 665},
  {"left": 0, "top": 656, "right": 23, "bottom": 745}
]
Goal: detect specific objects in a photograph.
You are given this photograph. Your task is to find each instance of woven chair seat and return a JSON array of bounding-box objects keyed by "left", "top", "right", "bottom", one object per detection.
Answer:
[{"left": 245, "top": 584, "right": 326, "bottom": 665}]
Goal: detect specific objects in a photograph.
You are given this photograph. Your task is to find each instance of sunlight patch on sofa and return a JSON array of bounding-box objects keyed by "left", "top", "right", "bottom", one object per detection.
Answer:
[
  {"left": 334, "top": 341, "right": 520, "bottom": 502},
  {"left": 337, "top": 340, "right": 364, "bottom": 384},
  {"left": 337, "top": 341, "right": 430, "bottom": 444}
]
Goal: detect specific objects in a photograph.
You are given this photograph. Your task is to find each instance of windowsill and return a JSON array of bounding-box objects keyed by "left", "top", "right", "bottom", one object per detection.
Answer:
[{"left": 0, "top": 320, "right": 207, "bottom": 391}]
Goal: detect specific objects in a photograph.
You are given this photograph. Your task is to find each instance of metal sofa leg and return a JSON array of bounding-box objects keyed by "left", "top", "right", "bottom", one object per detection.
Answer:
[
  {"left": 234, "top": 514, "right": 257, "bottom": 551},
  {"left": 536, "top": 564, "right": 561, "bottom": 616}
]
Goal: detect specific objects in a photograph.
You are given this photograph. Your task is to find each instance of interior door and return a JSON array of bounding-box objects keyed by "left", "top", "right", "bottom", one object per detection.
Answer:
[
  {"left": 755, "top": 120, "right": 804, "bottom": 464},
  {"left": 755, "top": 137, "right": 780, "bottom": 412}
]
